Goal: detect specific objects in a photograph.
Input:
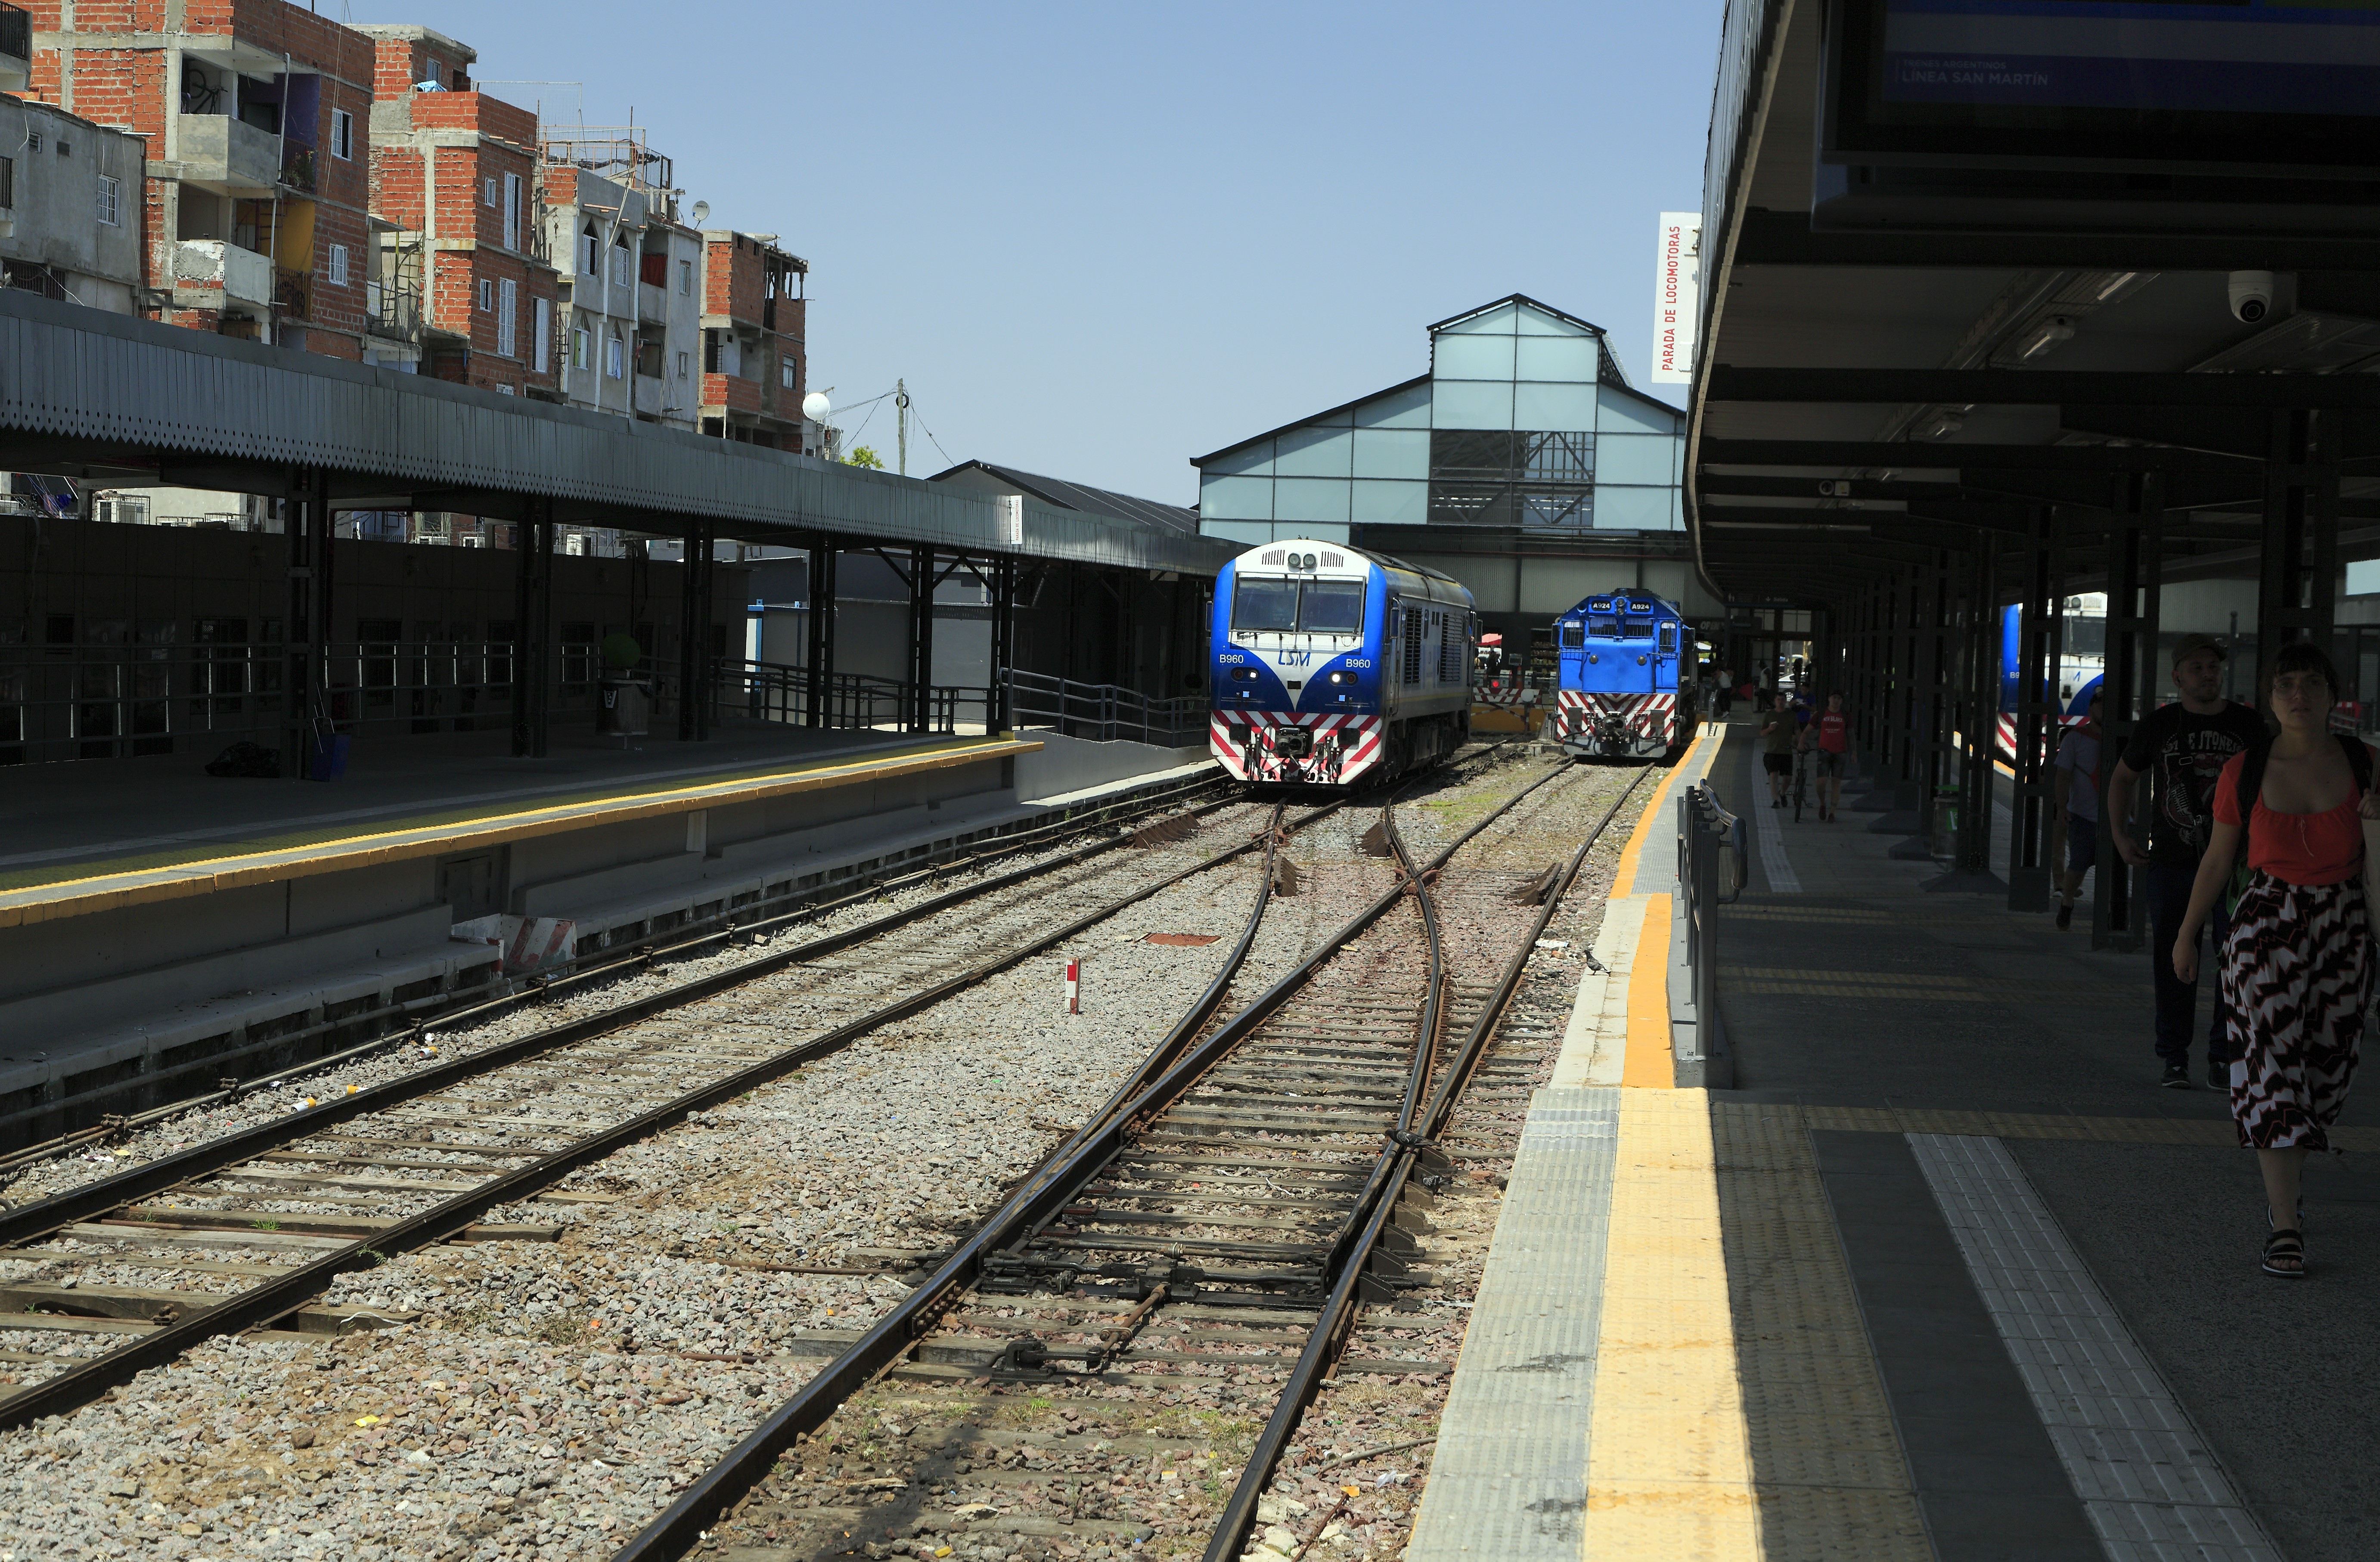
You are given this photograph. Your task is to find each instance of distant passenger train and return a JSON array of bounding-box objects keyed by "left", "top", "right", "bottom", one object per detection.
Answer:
[
  {"left": 1551, "top": 589, "right": 1694, "bottom": 759},
  {"left": 1210, "top": 538, "right": 1476, "bottom": 787}
]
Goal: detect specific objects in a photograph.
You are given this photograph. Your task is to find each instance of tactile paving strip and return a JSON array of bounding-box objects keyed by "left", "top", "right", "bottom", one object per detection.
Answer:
[
  {"left": 1908, "top": 1133, "right": 2284, "bottom": 1562},
  {"left": 1405, "top": 1088, "right": 1619, "bottom": 1561}
]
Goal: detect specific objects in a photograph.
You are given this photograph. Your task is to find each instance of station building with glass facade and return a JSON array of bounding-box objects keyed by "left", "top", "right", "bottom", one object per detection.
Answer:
[{"left": 1191, "top": 295, "right": 1716, "bottom": 646}]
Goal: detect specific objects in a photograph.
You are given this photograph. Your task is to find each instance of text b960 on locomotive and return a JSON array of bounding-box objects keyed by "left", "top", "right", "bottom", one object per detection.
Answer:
[{"left": 1210, "top": 538, "right": 1476, "bottom": 787}]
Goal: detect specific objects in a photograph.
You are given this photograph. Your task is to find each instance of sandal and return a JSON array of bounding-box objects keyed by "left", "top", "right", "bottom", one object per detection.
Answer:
[
  {"left": 2265, "top": 1199, "right": 2306, "bottom": 1233},
  {"left": 2262, "top": 1228, "right": 2306, "bottom": 1279}
]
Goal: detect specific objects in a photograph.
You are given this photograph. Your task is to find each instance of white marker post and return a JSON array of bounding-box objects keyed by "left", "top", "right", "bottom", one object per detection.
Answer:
[{"left": 1064, "top": 959, "right": 1081, "bottom": 1014}]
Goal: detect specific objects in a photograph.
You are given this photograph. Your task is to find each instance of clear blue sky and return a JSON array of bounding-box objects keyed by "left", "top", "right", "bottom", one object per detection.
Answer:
[{"left": 371, "top": 1, "right": 1723, "bottom": 505}]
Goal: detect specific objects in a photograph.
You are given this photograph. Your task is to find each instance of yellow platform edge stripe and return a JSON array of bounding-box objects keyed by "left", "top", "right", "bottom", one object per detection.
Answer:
[
  {"left": 1623, "top": 892, "right": 1676, "bottom": 1090},
  {"left": 0, "top": 736, "right": 1043, "bottom": 931}
]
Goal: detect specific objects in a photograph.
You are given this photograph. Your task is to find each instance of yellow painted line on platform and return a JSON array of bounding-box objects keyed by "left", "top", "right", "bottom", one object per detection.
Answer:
[
  {"left": 1622, "top": 894, "right": 1676, "bottom": 1090},
  {"left": 0, "top": 736, "right": 1040, "bottom": 930},
  {"left": 1581, "top": 1094, "right": 1930, "bottom": 1560}
]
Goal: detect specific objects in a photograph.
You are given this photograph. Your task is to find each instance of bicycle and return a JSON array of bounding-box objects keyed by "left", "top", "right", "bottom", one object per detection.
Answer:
[{"left": 1790, "top": 741, "right": 1813, "bottom": 823}]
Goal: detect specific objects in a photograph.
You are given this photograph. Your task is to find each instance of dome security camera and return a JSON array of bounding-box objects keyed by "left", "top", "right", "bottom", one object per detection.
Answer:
[{"left": 2227, "top": 270, "right": 2274, "bottom": 325}]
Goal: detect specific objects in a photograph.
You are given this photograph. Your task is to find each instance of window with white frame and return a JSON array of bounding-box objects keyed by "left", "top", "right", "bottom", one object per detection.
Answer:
[
  {"left": 503, "top": 173, "right": 521, "bottom": 251},
  {"left": 580, "top": 224, "right": 599, "bottom": 276},
  {"left": 534, "top": 298, "right": 552, "bottom": 373},
  {"left": 605, "top": 332, "right": 624, "bottom": 379},
  {"left": 676, "top": 350, "right": 689, "bottom": 380},
  {"left": 781, "top": 356, "right": 796, "bottom": 390},
  {"left": 327, "top": 244, "right": 350, "bottom": 288},
  {"left": 484, "top": 177, "right": 498, "bottom": 208},
  {"left": 609, "top": 241, "right": 630, "bottom": 288},
  {"left": 678, "top": 259, "right": 693, "bottom": 295},
  {"left": 498, "top": 278, "right": 518, "bottom": 358},
  {"left": 332, "top": 109, "right": 354, "bottom": 161},
  {"left": 478, "top": 278, "right": 493, "bottom": 312},
  {"left": 572, "top": 324, "right": 590, "bottom": 369},
  {"left": 96, "top": 175, "right": 121, "bottom": 226}
]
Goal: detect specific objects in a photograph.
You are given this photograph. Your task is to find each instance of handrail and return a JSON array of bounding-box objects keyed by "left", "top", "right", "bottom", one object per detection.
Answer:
[
  {"left": 1672, "top": 781, "right": 1742, "bottom": 1087},
  {"left": 1003, "top": 666, "right": 1204, "bottom": 745}
]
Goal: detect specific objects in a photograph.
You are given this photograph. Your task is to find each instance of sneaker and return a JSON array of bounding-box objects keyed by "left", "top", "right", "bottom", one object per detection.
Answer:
[
  {"left": 2160, "top": 1061, "right": 2191, "bottom": 1089},
  {"left": 2209, "top": 1059, "right": 2228, "bottom": 1090},
  {"left": 2055, "top": 902, "right": 2073, "bottom": 931}
]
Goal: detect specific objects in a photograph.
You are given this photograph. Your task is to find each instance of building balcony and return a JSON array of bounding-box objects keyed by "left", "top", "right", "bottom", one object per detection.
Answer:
[
  {"left": 638, "top": 281, "right": 665, "bottom": 325},
  {"left": 633, "top": 372, "right": 664, "bottom": 418},
  {"left": 171, "top": 240, "right": 273, "bottom": 314},
  {"left": 175, "top": 114, "right": 285, "bottom": 196},
  {"left": 0, "top": 3, "right": 30, "bottom": 94}
]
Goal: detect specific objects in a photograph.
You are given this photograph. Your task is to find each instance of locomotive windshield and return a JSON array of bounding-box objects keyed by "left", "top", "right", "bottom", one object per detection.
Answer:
[
  {"left": 1300, "top": 582, "right": 1365, "bottom": 634},
  {"left": 1232, "top": 579, "right": 1299, "bottom": 632},
  {"left": 1624, "top": 617, "right": 1655, "bottom": 638},
  {"left": 1232, "top": 578, "right": 1366, "bottom": 634}
]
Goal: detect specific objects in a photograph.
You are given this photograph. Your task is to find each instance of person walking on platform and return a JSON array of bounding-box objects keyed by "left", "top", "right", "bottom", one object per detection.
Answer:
[
  {"left": 2052, "top": 690, "right": 2105, "bottom": 931},
  {"left": 1812, "top": 691, "right": 1852, "bottom": 822},
  {"left": 1761, "top": 693, "right": 1797, "bottom": 808},
  {"left": 2109, "top": 634, "right": 2268, "bottom": 1088},
  {"left": 2172, "top": 644, "right": 2378, "bottom": 1278}
]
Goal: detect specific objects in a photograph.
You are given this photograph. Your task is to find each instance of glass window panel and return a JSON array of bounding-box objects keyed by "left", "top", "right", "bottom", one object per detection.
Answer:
[
  {"left": 1517, "top": 489, "right": 1594, "bottom": 529},
  {"left": 1352, "top": 478, "right": 1428, "bottom": 524},
  {"left": 1352, "top": 428, "right": 1427, "bottom": 479},
  {"left": 1299, "top": 582, "right": 1365, "bottom": 634},
  {"left": 1200, "top": 474, "right": 1273, "bottom": 521},
  {"left": 1515, "top": 336, "right": 1598, "bottom": 382},
  {"left": 1430, "top": 379, "right": 1513, "bottom": 430},
  {"left": 1522, "top": 431, "right": 1595, "bottom": 483},
  {"left": 1203, "top": 520, "right": 1275, "bottom": 546},
  {"left": 1594, "top": 434, "right": 1678, "bottom": 486},
  {"left": 1515, "top": 381, "right": 1595, "bottom": 432},
  {"left": 1592, "top": 485, "right": 1677, "bottom": 531},
  {"left": 1274, "top": 477, "right": 1352, "bottom": 524},
  {"left": 1353, "top": 381, "right": 1431, "bottom": 428},
  {"left": 1598, "top": 384, "right": 1682, "bottom": 434},
  {"left": 1427, "top": 482, "right": 1513, "bottom": 527},
  {"left": 1232, "top": 579, "right": 1299, "bottom": 631},
  {"left": 1432, "top": 333, "right": 1515, "bottom": 381},
  {"left": 1275, "top": 426, "right": 1353, "bottom": 478},
  {"left": 1430, "top": 430, "right": 1517, "bottom": 481},
  {"left": 1514, "top": 303, "right": 1589, "bottom": 336},
  {"left": 1205, "top": 440, "right": 1275, "bottom": 477},
  {"left": 1436, "top": 302, "right": 1518, "bottom": 335}
]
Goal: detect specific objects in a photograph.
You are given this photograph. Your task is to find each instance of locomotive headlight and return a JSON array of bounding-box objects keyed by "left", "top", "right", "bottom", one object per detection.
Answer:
[
  {"left": 1232, "top": 667, "right": 1260, "bottom": 682},
  {"left": 1327, "top": 670, "right": 1353, "bottom": 685}
]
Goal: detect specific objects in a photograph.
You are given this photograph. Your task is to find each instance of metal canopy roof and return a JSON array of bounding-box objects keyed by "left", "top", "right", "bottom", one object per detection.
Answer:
[
  {"left": 925, "top": 460, "right": 1201, "bottom": 537},
  {"left": 1687, "top": 0, "right": 2380, "bottom": 605},
  {"left": 0, "top": 291, "right": 1236, "bottom": 577}
]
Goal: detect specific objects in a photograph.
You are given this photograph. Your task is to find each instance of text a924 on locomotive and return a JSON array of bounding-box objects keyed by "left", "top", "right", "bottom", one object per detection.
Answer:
[
  {"left": 1551, "top": 589, "right": 1696, "bottom": 758},
  {"left": 1210, "top": 538, "right": 1477, "bottom": 786}
]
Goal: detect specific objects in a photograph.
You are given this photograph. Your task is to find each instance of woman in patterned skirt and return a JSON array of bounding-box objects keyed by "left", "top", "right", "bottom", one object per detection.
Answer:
[{"left": 2173, "top": 642, "right": 2380, "bottom": 1278}]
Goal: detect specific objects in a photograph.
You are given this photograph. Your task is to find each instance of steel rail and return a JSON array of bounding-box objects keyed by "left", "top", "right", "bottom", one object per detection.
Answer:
[
  {"left": 1198, "top": 762, "right": 1655, "bottom": 1562},
  {"left": 0, "top": 804, "right": 1325, "bottom": 1430},
  {"left": 0, "top": 772, "right": 1239, "bottom": 1180},
  {"left": 610, "top": 757, "right": 1570, "bottom": 1562}
]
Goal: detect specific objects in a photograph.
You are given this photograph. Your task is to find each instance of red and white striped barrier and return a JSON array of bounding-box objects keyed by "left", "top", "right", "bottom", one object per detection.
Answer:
[
  {"left": 1209, "top": 711, "right": 1383, "bottom": 784},
  {"left": 1552, "top": 690, "right": 1681, "bottom": 753}
]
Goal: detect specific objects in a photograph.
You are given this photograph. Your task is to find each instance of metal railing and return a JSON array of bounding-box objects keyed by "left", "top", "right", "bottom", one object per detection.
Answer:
[
  {"left": 1672, "top": 781, "right": 1743, "bottom": 1087},
  {"left": 0, "top": 3, "right": 30, "bottom": 62},
  {"left": 711, "top": 658, "right": 991, "bottom": 735},
  {"left": 1005, "top": 667, "right": 1205, "bottom": 746}
]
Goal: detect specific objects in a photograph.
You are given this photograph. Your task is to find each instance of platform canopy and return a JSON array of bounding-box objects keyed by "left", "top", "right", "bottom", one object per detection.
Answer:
[{"left": 0, "top": 291, "right": 1235, "bottom": 576}]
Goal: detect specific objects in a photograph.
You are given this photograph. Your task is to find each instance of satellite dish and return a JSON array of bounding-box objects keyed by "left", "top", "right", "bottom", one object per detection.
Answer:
[
  {"left": 801, "top": 392, "right": 832, "bottom": 423},
  {"left": 690, "top": 200, "right": 711, "bottom": 226}
]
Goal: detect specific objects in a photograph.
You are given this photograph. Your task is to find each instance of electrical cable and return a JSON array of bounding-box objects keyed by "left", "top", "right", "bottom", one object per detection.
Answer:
[{"left": 907, "top": 400, "right": 959, "bottom": 470}]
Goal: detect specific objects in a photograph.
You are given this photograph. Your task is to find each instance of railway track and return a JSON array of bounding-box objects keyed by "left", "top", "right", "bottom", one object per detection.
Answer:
[
  {"left": 616, "top": 756, "right": 1651, "bottom": 1562},
  {"left": 0, "top": 782, "right": 1350, "bottom": 1427}
]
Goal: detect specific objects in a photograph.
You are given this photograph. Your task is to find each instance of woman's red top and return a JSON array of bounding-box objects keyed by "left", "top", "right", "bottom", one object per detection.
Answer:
[{"left": 2212, "top": 749, "right": 2367, "bottom": 886}]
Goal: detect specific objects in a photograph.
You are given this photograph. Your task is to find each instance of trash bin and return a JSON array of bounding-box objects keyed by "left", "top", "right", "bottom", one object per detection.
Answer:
[
  {"left": 597, "top": 677, "right": 650, "bottom": 737},
  {"left": 304, "top": 718, "right": 349, "bottom": 781},
  {"left": 1929, "top": 784, "right": 1961, "bottom": 858}
]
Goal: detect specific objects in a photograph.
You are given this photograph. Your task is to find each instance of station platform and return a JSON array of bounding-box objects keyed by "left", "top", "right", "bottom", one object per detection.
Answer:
[{"left": 1409, "top": 716, "right": 2379, "bottom": 1562}]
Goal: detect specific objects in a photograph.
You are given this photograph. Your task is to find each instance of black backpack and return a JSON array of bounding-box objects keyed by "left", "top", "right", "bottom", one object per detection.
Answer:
[{"left": 2224, "top": 731, "right": 2374, "bottom": 914}]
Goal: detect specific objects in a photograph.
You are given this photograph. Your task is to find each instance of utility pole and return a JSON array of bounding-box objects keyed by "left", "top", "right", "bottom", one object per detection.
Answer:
[{"left": 895, "top": 379, "right": 910, "bottom": 477}]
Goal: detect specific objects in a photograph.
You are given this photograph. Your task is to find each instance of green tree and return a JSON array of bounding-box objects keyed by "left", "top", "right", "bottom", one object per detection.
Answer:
[{"left": 844, "top": 445, "right": 884, "bottom": 470}]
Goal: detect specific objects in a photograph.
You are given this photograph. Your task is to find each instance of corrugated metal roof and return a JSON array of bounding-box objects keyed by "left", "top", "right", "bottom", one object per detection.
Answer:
[
  {"left": 0, "top": 291, "right": 1237, "bottom": 576},
  {"left": 927, "top": 460, "right": 1200, "bottom": 535}
]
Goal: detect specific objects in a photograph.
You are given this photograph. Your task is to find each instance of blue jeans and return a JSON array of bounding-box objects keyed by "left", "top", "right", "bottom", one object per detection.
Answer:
[{"left": 2147, "top": 859, "right": 2231, "bottom": 1066}]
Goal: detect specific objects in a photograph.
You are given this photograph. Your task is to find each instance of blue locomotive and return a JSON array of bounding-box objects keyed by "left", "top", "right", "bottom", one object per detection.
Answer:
[
  {"left": 1210, "top": 538, "right": 1476, "bottom": 786},
  {"left": 1552, "top": 589, "right": 1694, "bottom": 758}
]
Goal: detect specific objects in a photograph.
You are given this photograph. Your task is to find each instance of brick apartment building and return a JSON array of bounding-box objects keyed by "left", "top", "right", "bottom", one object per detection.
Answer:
[
  {"left": 357, "top": 25, "right": 558, "bottom": 393},
  {"left": 24, "top": 0, "right": 380, "bottom": 358},
  {"left": 699, "top": 229, "right": 806, "bottom": 448}
]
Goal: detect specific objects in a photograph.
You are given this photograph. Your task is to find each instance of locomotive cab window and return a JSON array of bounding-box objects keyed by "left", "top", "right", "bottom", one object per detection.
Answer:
[
  {"left": 1300, "top": 581, "right": 1365, "bottom": 635},
  {"left": 1560, "top": 624, "right": 1586, "bottom": 650},
  {"left": 1624, "top": 617, "right": 1655, "bottom": 638},
  {"left": 1590, "top": 617, "right": 1620, "bottom": 638},
  {"left": 1233, "top": 578, "right": 1299, "bottom": 632}
]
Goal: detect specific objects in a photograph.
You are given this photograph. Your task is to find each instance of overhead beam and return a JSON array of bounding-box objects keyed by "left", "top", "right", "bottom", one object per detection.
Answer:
[
  {"left": 1698, "top": 439, "right": 2257, "bottom": 471},
  {"left": 1727, "top": 209, "right": 2380, "bottom": 274},
  {"left": 1706, "top": 366, "right": 2380, "bottom": 409}
]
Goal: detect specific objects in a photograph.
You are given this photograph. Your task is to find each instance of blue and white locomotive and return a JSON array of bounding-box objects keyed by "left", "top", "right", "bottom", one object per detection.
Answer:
[
  {"left": 1551, "top": 589, "right": 1695, "bottom": 758},
  {"left": 1210, "top": 538, "right": 1476, "bottom": 787}
]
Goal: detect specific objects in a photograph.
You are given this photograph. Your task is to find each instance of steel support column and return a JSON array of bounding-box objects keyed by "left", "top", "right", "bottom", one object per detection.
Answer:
[
  {"left": 2255, "top": 407, "right": 2342, "bottom": 699},
  {"left": 2093, "top": 473, "right": 2162, "bottom": 951},
  {"left": 284, "top": 468, "right": 331, "bottom": 778},
  {"left": 992, "top": 556, "right": 1016, "bottom": 734},
  {"left": 509, "top": 500, "right": 553, "bottom": 759},
  {"left": 679, "top": 524, "right": 714, "bottom": 742},
  {"left": 908, "top": 545, "right": 935, "bottom": 735},
  {"left": 2007, "top": 507, "right": 2062, "bottom": 911},
  {"left": 805, "top": 538, "right": 837, "bottom": 729}
]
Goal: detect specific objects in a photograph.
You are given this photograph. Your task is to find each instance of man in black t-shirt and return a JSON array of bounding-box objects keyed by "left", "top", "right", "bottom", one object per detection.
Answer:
[{"left": 2107, "top": 634, "right": 2268, "bottom": 1090}]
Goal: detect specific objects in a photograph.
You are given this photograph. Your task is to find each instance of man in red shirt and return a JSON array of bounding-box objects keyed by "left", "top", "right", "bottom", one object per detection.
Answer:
[{"left": 1812, "top": 692, "right": 1852, "bottom": 822}]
